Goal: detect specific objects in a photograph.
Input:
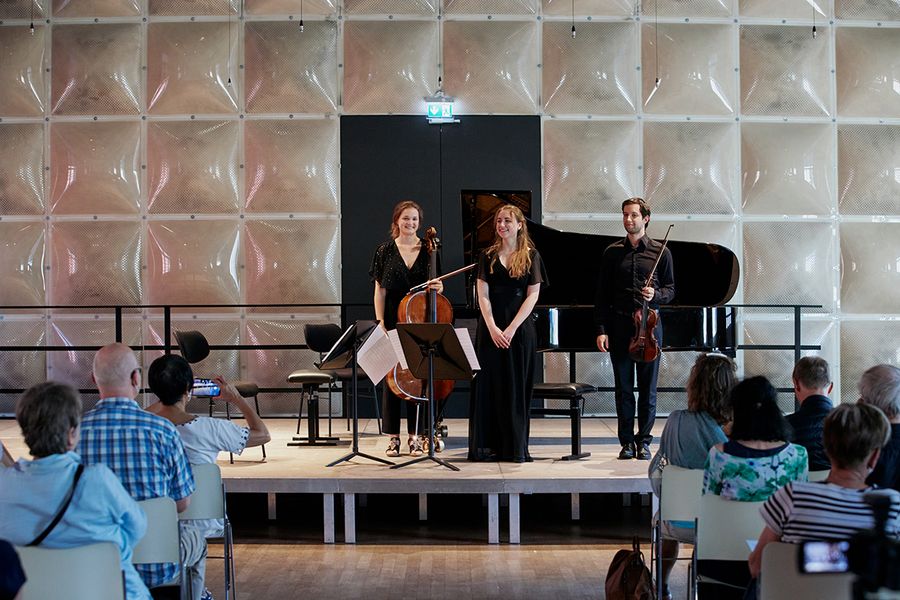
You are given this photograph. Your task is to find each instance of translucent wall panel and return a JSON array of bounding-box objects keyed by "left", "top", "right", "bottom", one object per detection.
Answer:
[
  {"left": 244, "top": 219, "right": 341, "bottom": 305},
  {"left": 343, "top": 21, "right": 438, "bottom": 115},
  {"left": 543, "top": 120, "right": 638, "bottom": 213},
  {"left": 0, "top": 0, "right": 47, "bottom": 18},
  {"left": 245, "top": 317, "right": 325, "bottom": 413},
  {"left": 740, "top": 26, "right": 831, "bottom": 117},
  {"left": 147, "top": 120, "right": 240, "bottom": 214},
  {"left": 0, "top": 223, "right": 45, "bottom": 306},
  {"left": 344, "top": 0, "right": 437, "bottom": 14},
  {"left": 542, "top": 21, "right": 637, "bottom": 115},
  {"left": 53, "top": 0, "right": 141, "bottom": 17},
  {"left": 642, "top": 24, "right": 736, "bottom": 115},
  {"left": 743, "top": 222, "right": 835, "bottom": 310},
  {"left": 743, "top": 318, "right": 838, "bottom": 402},
  {"left": 840, "top": 223, "right": 900, "bottom": 314},
  {"left": 542, "top": 0, "right": 633, "bottom": 17},
  {"left": 741, "top": 123, "right": 834, "bottom": 215},
  {"left": 245, "top": 119, "right": 339, "bottom": 213},
  {"left": 0, "top": 26, "right": 46, "bottom": 117},
  {"left": 245, "top": 21, "right": 338, "bottom": 114},
  {"left": 443, "top": 21, "right": 539, "bottom": 114},
  {"left": 0, "top": 320, "right": 46, "bottom": 396},
  {"left": 0, "top": 123, "right": 44, "bottom": 215},
  {"left": 49, "top": 122, "right": 142, "bottom": 215},
  {"left": 46, "top": 318, "right": 142, "bottom": 393},
  {"left": 50, "top": 25, "right": 141, "bottom": 116},
  {"left": 147, "top": 22, "right": 239, "bottom": 115},
  {"left": 739, "top": 0, "right": 827, "bottom": 19},
  {"left": 837, "top": 125, "right": 900, "bottom": 215},
  {"left": 444, "top": 0, "right": 537, "bottom": 14},
  {"left": 247, "top": 0, "right": 337, "bottom": 15},
  {"left": 149, "top": 0, "right": 236, "bottom": 16},
  {"left": 49, "top": 221, "right": 142, "bottom": 306},
  {"left": 642, "top": 0, "right": 731, "bottom": 17},
  {"left": 840, "top": 320, "right": 900, "bottom": 404},
  {"left": 146, "top": 220, "right": 241, "bottom": 305},
  {"left": 643, "top": 122, "right": 739, "bottom": 214},
  {"left": 835, "top": 0, "right": 900, "bottom": 20},
  {"left": 836, "top": 28, "right": 900, "bottom": 118}
]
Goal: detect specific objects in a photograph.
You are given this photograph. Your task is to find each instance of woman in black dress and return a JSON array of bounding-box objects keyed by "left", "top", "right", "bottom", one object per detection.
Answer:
[
  {"left": 468, "top": 204, "right": 547, "bottom": 463},
  {"left": 370, "top": 200, "right": 441, "bottom": 457}
]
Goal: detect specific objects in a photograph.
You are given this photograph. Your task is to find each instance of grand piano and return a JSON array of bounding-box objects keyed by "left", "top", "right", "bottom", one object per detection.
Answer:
[{"left": 460, "top": 191, "right": 741, "bottom": 357}]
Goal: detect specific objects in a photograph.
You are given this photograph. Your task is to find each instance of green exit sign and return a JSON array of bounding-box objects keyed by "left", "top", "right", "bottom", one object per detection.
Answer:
[{"left": 426, "top": 101, "right": 457, "bottom": 123}]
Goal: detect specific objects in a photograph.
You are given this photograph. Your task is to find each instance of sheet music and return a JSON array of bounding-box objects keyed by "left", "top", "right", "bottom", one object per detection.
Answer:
[
  {"left": 386, "top": 329, "right": 409, "bottom": 370},
  {"left": 356, "top": 326, "right": 399, "bottom": 385},
  {"left": 455, "top": 327, "right": 480, "bottom": 372}
]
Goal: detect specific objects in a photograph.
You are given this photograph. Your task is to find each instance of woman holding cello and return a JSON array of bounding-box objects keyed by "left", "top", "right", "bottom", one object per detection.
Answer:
[
  {"left": 370, "top": 200, "right": 442, "bottom": 457},
  {"left": 469, "top": 205, "right": 548, "bottom": 463}
]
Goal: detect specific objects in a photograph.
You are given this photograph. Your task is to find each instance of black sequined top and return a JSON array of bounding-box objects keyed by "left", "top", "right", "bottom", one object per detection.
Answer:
[{"left": 370, "top": 239, "right": 437, "bottom": 330}]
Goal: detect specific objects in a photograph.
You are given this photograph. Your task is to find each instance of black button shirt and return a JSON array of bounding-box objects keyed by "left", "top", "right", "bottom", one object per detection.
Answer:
[{"left": 594, "top": 235, "right": 675, "bottom": 336}]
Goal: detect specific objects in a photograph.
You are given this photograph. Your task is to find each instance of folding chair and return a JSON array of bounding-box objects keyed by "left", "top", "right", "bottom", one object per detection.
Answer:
[
  {"left": 807, "top": 470, "right": 830, "bottom": 482},
  {"left": 179, "top": 463, "right": 235, "bottom": 600},
  {"left": 759, "top": 541, "right": 853, "bottom": 600},
  {"left": 16, "top": 542, "right": 125, "bottom": 600},
  {"left": 133, "top": 497, "right": 186, "bottom": 600},
  {"left": 651, "top": 465, "right": 704, "bottom": 600},
  {"left": 695, "top": 494, "right": 766, "bottom": 597}
]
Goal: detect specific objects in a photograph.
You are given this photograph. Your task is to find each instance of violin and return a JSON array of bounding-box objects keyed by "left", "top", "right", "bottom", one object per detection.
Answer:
[
  {"left": 386, "top": 227, "right": 455, "bottom": 403},
  {"left": 628, "top": 224, "right": 673, "bottom": 363}
]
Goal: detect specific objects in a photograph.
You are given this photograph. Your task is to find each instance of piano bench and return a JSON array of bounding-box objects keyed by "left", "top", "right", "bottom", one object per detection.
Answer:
[{"left": 531, "top": 382, "right": 595, "bottom": 461}]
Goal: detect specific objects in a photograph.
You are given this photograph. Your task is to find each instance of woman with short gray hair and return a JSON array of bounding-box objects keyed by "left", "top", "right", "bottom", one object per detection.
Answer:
[{"left": 0, "top": 382, "right": 151, "bottom": 600}]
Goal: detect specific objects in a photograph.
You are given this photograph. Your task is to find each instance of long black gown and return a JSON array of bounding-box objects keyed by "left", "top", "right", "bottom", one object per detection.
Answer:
[
  {"left": 468, "top": 248, "right": 548, "bottom": 462},
  {"left": 369, "top": 239, "right": 433, "bottom": 436}
]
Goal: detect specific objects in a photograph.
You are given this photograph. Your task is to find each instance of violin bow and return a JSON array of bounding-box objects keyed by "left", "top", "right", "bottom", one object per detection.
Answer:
[
  {"left": 408, "top": 263, "right": 477, "bottom": 292},
  {"left": 643, "top": 224, "right": 674, "bottom": 288}
]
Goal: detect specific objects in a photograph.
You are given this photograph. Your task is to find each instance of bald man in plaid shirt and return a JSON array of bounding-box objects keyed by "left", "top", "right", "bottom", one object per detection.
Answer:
[{"left": 78, "top": 343, "right": 208, "bottom": 600}]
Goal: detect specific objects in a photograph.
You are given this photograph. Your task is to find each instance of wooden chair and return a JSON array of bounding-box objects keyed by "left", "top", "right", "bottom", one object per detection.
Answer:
[
  {"left": 16, "top": 542, "right": 125, "bottom": 600},
  {"left": 759, "top": 541, "right": 853, "bottom": 600},
  {"left": 133, "top": 497, "right": 185, "bottom": 600},
  {"left": 651, "top": 465, "right": 704, "bottom": 600},
  {"left": 179, "top": 463, "right": 235, "bottom": 600}
]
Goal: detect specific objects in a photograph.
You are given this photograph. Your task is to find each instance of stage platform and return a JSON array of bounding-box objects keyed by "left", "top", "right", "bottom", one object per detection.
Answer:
[{"left": 1, "top": 417, "right": 660, "bottom": 545}]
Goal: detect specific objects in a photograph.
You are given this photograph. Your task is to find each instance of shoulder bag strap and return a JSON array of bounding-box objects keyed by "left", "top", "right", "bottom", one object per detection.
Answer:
[{"left": 27, "top": 463, "right": 85, "bottom": 547}]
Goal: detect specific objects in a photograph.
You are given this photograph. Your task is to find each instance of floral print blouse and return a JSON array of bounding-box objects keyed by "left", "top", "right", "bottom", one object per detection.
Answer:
[{"left": 702, "top": 442, "right": 809, "bottom": 502}]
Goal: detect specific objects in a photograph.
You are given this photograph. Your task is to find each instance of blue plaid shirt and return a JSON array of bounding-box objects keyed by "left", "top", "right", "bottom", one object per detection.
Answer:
[{"left": 77, "top": 396, "right": 195, "bottom": 589}]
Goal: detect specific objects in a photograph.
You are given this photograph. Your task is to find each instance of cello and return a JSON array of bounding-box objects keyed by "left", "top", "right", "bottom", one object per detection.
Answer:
[
  {"left": 386, "top": 228, "right": 454, "bottom": 447},
  {"left": 628, "top": 224, "right": 673, "bottom": 363}
]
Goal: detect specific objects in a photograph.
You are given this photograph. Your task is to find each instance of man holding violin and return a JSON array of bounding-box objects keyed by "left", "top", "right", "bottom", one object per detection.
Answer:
[{"left": 595, "top": 198, "right": 675, "bottom": 460}]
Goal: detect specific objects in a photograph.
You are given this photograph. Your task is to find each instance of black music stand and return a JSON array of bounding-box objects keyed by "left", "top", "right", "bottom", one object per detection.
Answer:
[
  {"left": 391, "top": 323, "right": 474, "bottom": 472},
  {"left": 324, "top": 321, "right": 394, "bottom": 467}
]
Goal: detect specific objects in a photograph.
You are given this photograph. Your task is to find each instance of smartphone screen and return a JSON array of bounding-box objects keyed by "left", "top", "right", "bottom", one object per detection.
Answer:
[
  {"left": 798, "top": 540, "right": 850, "bottom": 573},
  {"left": 192, "top": 378, "right": 221, "bottom": 398}
]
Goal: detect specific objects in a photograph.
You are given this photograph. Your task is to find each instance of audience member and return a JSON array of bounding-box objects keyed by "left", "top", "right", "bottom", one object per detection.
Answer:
[
  {"left": 0, "top": 540, "right": 25, "bottom": 600},
  {"left": 748, "top": 403, "right": 900, "bottom": 581},
  {"left": 703, "top": 376, "right": 808, "bottom": 501},
  {"left": 650, "top": 353, "right": 737, "bottom": 600},
  {"left": 0, "top": 382, "right": 150, "bottom": 600},
  {"left": 76, "top": 343, "right": 206, "bottom": 600},
  {"left": 786, "top": 356, "right": 833, "bottom": 472},
  {"left": 858, "top": 364, "right": 900, "bottom": 491},
  {"left": 146, "top": 354, "right": 270, "bottom": 537}
]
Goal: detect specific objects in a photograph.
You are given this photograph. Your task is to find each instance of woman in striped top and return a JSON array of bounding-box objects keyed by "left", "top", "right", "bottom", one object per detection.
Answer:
[{"left": 748, "top": 403, "right": 900, "bottom": 578}]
